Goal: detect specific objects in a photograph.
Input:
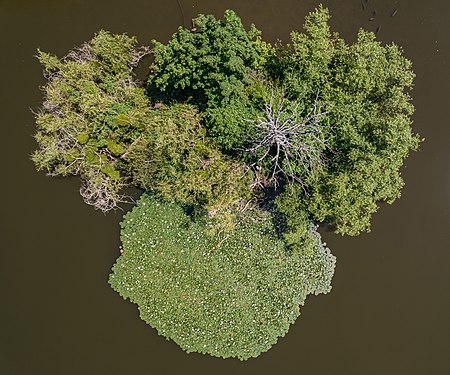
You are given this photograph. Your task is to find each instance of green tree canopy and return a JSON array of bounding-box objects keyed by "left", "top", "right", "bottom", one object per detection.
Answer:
[
  {"left": 268, "top": 6, "right": 421, "bottom": 235},
  {"left": 148, "top": 10, "right": 273, "bottom": 149},
  {"left": 123, "top": 103, "right": 253, "bottom": 231},
  {"left": 109, "top": 194, "right": 336, "bottom": 360}
]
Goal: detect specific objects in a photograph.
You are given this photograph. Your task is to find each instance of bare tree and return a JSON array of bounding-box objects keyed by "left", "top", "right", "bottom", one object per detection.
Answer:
[
  {"left": 246, "top": 87, "right": 331, "bottom": 191},
  {"left": 79, "top": 172, "right": 128, "bottom": 213}
]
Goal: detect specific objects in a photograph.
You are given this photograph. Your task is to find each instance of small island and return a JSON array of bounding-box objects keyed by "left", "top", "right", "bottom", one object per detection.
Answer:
[{"left": 31, "top": 6, "right": 420, "bottom": 360}]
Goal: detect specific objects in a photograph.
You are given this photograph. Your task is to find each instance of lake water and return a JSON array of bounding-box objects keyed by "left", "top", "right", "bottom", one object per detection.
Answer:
[{"left": 1, "top": 0, "right": 449, "bottom": 373}]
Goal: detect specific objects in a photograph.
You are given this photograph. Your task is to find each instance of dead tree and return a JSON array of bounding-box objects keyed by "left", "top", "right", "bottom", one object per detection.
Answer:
[
  {"left": 79, "top": 172, "right": 128, "bottom": 213},
  {"left": 246, "top": 87, "right": 331, "bottom": 190}
]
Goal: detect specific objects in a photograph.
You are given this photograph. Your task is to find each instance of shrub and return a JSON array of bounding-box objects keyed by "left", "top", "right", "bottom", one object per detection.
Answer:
[{"left": 109, "top": 194, "right": 336, "bottom": 360}]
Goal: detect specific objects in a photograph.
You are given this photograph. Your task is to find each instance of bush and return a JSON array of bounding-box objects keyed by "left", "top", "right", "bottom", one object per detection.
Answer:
[{"left": 109, "top": 194, "right": 336, "bottom": 360}]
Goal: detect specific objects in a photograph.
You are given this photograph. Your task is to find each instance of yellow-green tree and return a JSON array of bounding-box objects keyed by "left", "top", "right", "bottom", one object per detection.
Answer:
[{"left": 32, "top": 31, "right": 151, "bottom": 211}]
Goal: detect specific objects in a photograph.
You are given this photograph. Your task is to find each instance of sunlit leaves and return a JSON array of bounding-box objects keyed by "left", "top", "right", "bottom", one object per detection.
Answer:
[
  {"left": 277, "top": 6, "right": 420, "bottom": 235},
  {"left": 32, "top": 31, "right": 152, "bottom": 211},
  {"left": 148, "top": 10, "right": 266, "bottom": 149}
]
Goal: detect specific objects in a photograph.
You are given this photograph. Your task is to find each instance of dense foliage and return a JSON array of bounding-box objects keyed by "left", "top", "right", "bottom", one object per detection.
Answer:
[
  {"left": 124, "top": 103, "right": 253, "bottom": 231},
  {"left": 148, "top": 10, "right": 272, "bottom": 149},
  {"left": 273, "top": 6, "right": 421, "bottom": 235},
  {"left": 32, "top": 8, "right": 419, "bottom": 234},
  {"left": 32, "top": 31, "right": 151, "bottom": 211},
  {"left": 109, "top": 194, "right": 335, "bottom": 360}
]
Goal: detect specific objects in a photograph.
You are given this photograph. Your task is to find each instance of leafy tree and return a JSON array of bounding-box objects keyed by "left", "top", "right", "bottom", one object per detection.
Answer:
[
  {"left": 123, "top": 103, "right": 254, "bottom": 232},
  {"left": 268, "top": 6, "right": 421, "bottom": 235},
  {"left": 148, "top": 10, "right": 274, "bottom": 149},
  {"left": 109, "top": 194, "right": 336, "bottom": 360},
  {"left": 32, "top": 31, "right": 151, "bottom": 211}
]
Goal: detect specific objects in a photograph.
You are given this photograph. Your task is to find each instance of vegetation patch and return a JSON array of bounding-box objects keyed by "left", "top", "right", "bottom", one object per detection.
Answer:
[
  {"left": 31, "top": 6, "right": 420, "bottom": 361},
  {"left": 123, "top": 103, "right": 253, "bottom": 231},
  {"left": 109, "top": 194, "right": 335, "bottom": 360},
  {"left": 148, "top": 10, "right": 271, "bottom": 150}
]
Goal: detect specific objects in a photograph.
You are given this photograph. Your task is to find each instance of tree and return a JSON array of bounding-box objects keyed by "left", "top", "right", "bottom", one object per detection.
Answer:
[
  {"left": 148, "top": 10, "right": 274, "bottom": 150},
  {"left": 267, "top": 6, "right": 421, "bottom": 235},
  {"left": 123, "top": 103, "right": 254, "bottom": 232},
  {"left": 109, "top": 194, "right": 336, "bottom": 360},
  {"left": 245, "top": 87, "right": 331, "bottom": 190},
  {"left": 32, "top": 31, "right": 151, "bottom": 211}
]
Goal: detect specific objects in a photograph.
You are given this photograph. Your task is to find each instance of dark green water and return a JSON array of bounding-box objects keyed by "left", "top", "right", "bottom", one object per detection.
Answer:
[{"left": 1, "top": 0, "right": 449, "bottom": 373}]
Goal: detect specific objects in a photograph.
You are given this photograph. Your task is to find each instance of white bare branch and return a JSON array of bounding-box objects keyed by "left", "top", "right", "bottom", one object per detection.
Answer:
[
  {"left": 245, "top": 87, "right": 332, "bottom": 190},
  {"left": 130, "top": 46, "right": 152, "bottom": 67},
  {"left": 79, "top": 174, "right": 129, "bottom": 213}
]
